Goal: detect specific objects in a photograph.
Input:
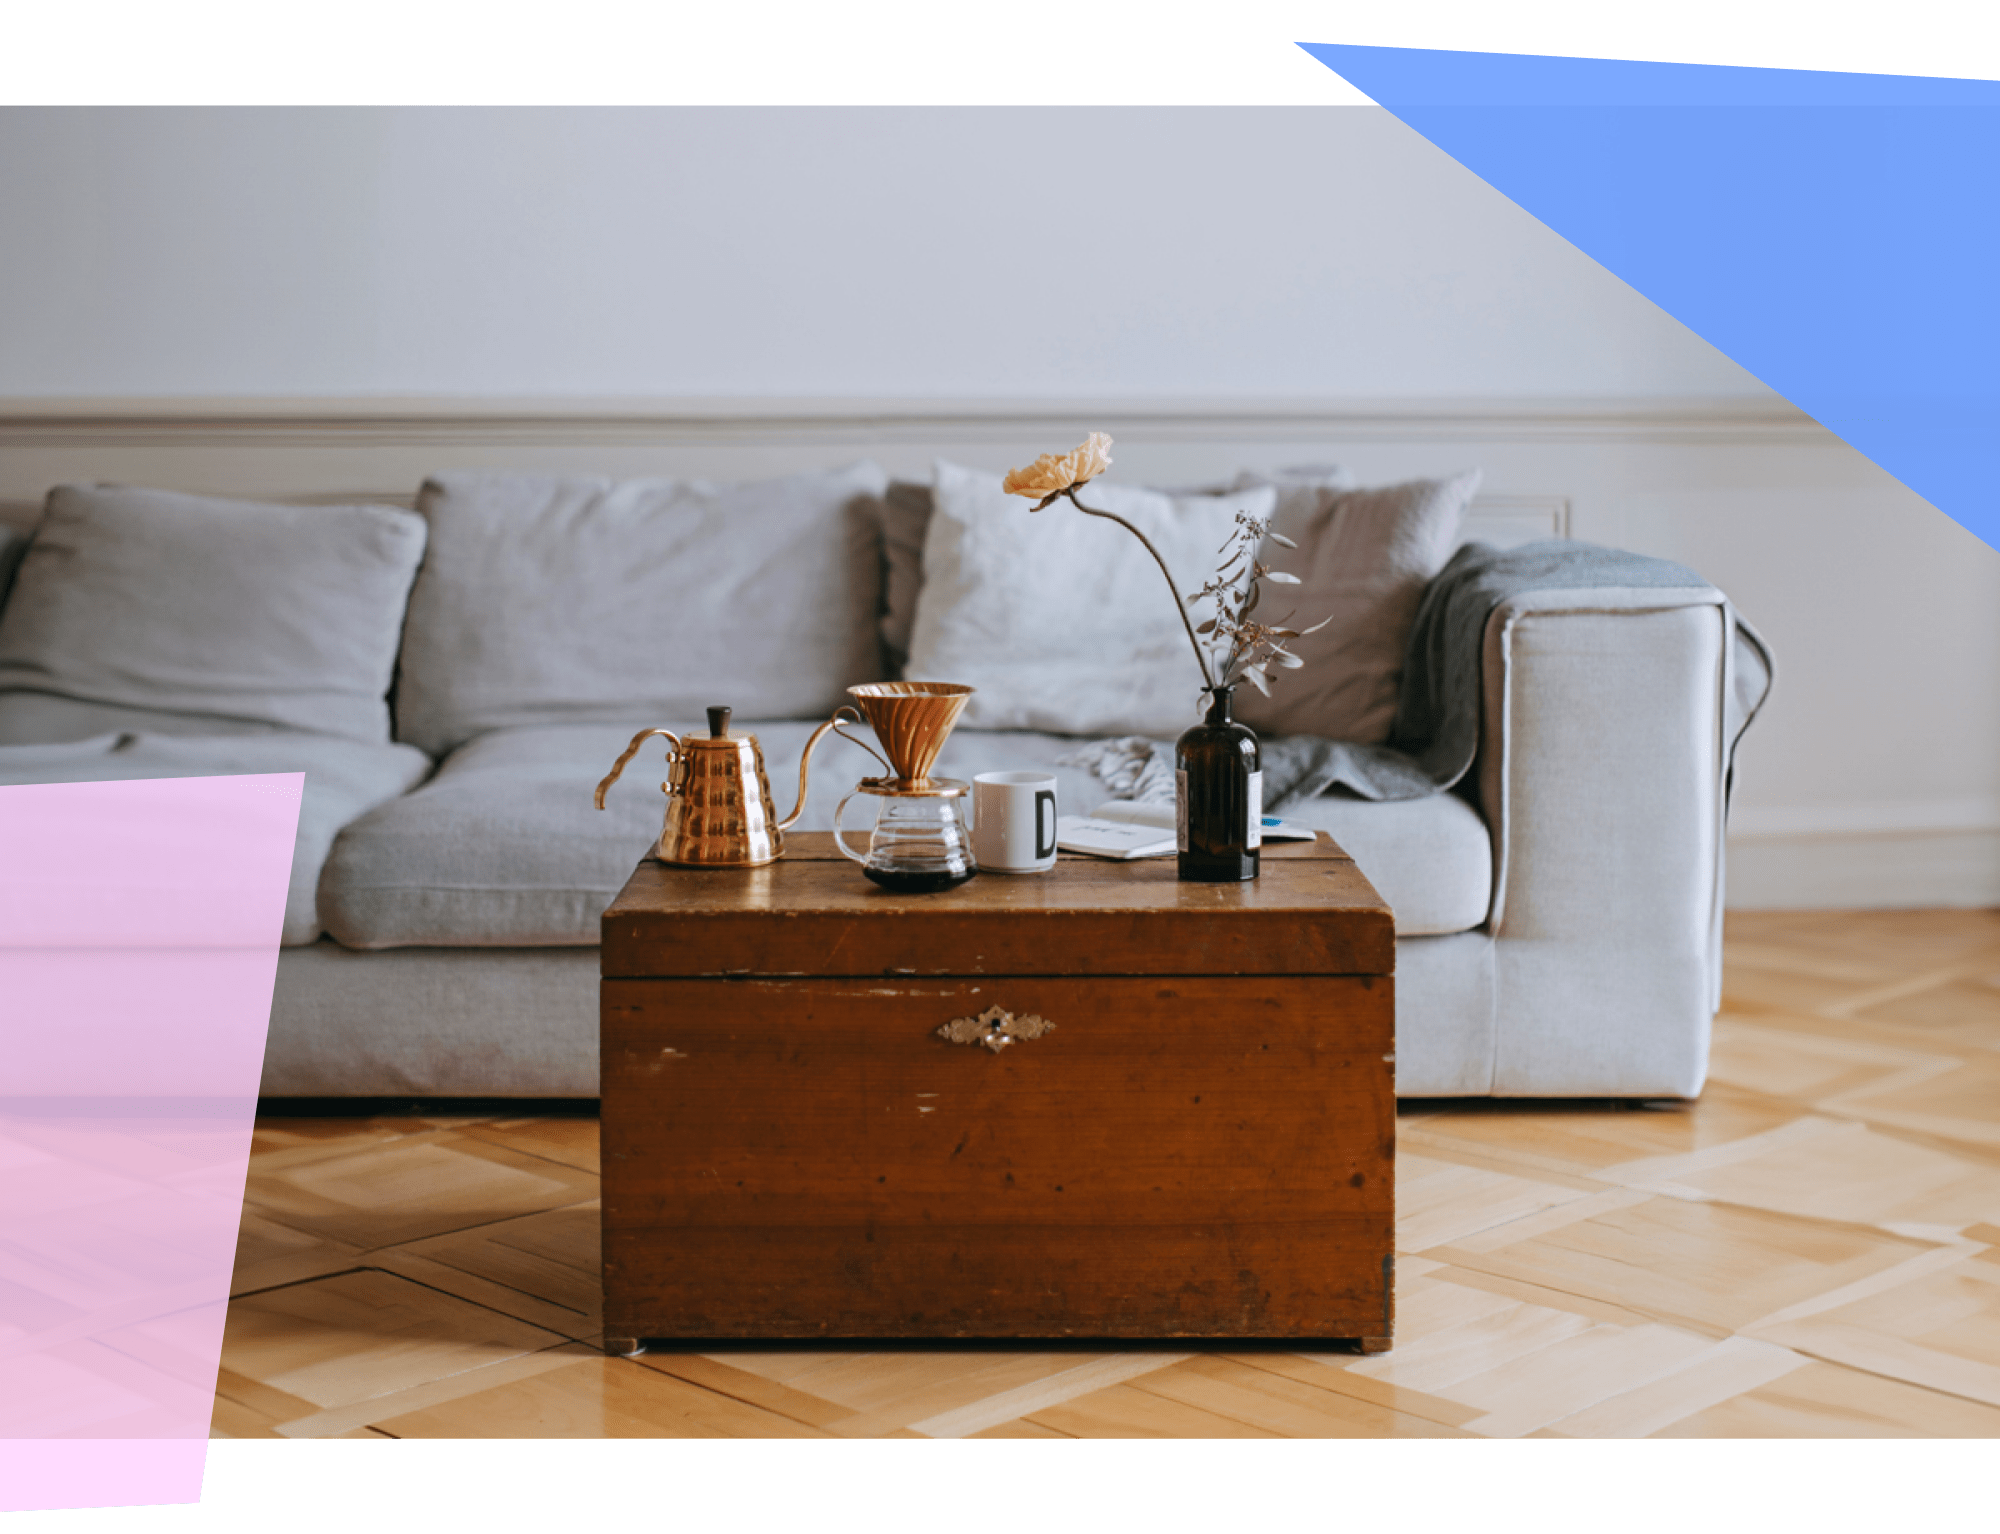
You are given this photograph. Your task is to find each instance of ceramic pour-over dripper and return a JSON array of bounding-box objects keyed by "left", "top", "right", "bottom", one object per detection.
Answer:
[{"left": 845, "top": 681, "right": 973, "bottom": 790}]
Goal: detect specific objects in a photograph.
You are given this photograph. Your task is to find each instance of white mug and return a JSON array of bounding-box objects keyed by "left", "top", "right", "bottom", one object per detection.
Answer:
[{"left": 972, "top": 771, "right": 1058, "bottom": 873}]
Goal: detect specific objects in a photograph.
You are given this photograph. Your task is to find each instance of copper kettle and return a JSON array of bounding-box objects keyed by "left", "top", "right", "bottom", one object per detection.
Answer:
[{"left": 594, "top": 705, "right": 856, "bottom": 868}]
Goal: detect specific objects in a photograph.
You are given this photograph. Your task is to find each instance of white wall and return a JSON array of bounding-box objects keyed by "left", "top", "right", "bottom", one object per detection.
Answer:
[
  {"left": 1, "top": 107, "right": 1994, "bottom": 908},
  {"left": 0, "top": 107, "right": 1769, "bottom": 399}
]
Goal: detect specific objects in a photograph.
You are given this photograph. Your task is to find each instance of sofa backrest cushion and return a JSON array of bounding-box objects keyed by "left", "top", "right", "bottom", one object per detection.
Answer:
[
  {"left": 393, "top": 463, "right": 890, "bottom": 756},
  {"left": 1236, "top": 470, "right": 1481, "bottom": 743},
  {"left": 905, "top": 460, "right": 1279, "bottom": 737},
  {"left": 0, "top": 484, "right": 428, "bottom": 743}
]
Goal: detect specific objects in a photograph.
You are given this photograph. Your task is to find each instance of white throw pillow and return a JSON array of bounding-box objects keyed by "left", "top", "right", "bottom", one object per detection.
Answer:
[
  {"left": 393, "top": 463, "right": 890, "bottom": 756},
  {"left": 904, "top": 460, "right": 1277, "bottom": 737},
  {"left": 1237, "top": 471, "right": 1481, "bottom": 742},
  {"left": 0, "top": 484, "right": 428, "bottom": 743}
]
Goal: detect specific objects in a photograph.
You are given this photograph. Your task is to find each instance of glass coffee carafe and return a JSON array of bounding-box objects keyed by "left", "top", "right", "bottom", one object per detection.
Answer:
[
  {"left": 834, "top": 782, "right": 975, "bottom": 893},
  {"left": 828, "top": 681, "right": 978, "bottom": 893}
]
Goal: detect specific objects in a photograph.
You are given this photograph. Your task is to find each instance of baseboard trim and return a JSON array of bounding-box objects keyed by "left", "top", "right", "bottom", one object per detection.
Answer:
[{"left": 1726, "top": 828, "right": 2000, "bottom": 910}]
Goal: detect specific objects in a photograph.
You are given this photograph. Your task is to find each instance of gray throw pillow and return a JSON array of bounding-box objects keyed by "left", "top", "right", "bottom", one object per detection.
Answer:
[
  {"left": 393, "top": 463, "right": 891, "bottom": 757},
  {"left": 1237, "top": 471, "right": 1481, "bottom": 743},
  {"left": 0, "top": 485, "right": 428, "bottom": 744}
]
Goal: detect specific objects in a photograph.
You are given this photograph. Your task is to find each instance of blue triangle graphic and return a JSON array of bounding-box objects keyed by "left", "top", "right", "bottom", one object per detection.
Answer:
[{"left": 1300, "top": 44, "right": 2000, "bottom": 552}]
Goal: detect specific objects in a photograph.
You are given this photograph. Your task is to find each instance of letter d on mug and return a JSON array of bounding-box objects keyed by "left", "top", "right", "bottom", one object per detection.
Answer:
[{"left": 971, "top": 771, "right": 1058, "bottom": 874}]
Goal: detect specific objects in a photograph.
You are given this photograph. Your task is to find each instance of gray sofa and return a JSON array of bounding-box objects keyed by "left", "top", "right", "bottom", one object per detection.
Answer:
[{"left": 0, "top": 467, "right": 1767, "bottom": 1100}]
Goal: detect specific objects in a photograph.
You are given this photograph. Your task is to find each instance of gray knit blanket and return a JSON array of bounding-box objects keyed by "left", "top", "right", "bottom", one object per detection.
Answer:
[{"left": 1064, "top": 539, "right": 1773, "bottom": 811}]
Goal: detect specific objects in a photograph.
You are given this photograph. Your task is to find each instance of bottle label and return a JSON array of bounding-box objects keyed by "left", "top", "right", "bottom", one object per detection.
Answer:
[
  {"left": 1247, "top": 770, "right": 1263, "bottom": 849},
  {"left": 1176, "top": 768, "right": 1189, "bottom": 853}
]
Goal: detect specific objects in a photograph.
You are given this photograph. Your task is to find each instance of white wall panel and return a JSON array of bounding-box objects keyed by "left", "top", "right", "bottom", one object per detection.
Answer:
[{"left": 0, "top": 107, "right": 1765, "bottom": 400}]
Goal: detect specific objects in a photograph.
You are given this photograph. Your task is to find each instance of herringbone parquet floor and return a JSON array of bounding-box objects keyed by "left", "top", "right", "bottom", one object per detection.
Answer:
[{"left": 215, "top": 909, "right": 2000, "bottom": 1439}]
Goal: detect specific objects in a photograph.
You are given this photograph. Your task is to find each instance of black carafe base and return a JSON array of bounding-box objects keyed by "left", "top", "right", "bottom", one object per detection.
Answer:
[{"left": 863, "top": 866, "right": 977, "bottom": 894}]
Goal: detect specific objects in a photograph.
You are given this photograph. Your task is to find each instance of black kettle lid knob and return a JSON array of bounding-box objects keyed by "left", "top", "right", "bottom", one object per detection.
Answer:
[{"left": 706, "top": 705, "right": 732, "bottom": 739}]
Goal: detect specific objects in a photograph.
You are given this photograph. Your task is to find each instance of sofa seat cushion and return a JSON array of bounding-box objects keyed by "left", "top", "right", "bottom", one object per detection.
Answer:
[
  {"left": 950, "top": 731, "right": 1490, "bottom": 936},
  {"left": 1277, "top": 788, "right": 1492, "bottom": 936},
  {"left": 319, "top": 719, "right": 1491, "bottom": 949},
  {"left": 0, "top": 732, "right": 430, "bottom": 946},
  {"left": 320, "top": 718, "right": 920, "bottom": 949}
]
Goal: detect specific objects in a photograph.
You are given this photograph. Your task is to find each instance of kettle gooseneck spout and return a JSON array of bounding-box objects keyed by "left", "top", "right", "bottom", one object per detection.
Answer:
[{"left": 780, "top": 705, "right": 885, "bottom": 830}]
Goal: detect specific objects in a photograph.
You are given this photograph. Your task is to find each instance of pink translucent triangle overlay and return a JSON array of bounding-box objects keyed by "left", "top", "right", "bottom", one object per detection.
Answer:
[
  {"left": 0, "top": 773, "right": 302, "bottom": 1513},
  {"left": 0, "top": 1441, "right": 206, "bottom": 1513}
]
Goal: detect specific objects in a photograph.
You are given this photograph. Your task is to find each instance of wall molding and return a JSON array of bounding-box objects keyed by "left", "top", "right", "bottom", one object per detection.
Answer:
[
  {"left": 1728, "top": 797, "right": 2000, "bottom": 842},
  {"left": 0, "top": 394, "right": 1829, "bottom": 449},
  {"left": 1727, "top": 800, "right": 2000, "bottom": 910},
  {"left": 1727, "top": 830, "right": 2000, "bottom": 911},
  {"left": 1728, "top": 804, "right": 2000, "bottom": 912}
]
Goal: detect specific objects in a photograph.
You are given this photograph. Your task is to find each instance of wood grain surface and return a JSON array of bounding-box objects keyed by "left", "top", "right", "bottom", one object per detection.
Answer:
[
  {"left": 599, "top": 831, "right": 1396, "bottom": 1343},
  {"left": 602, "top": 974, "right": 1395, "bottom": 1340},
  {"left": 602, "top": 832, "right": 1394, "bottom": 979}
]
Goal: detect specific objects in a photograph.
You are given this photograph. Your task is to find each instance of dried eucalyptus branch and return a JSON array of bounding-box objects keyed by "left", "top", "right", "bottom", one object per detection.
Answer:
[{"left": 1189, "top": 511, "right": 1332, "bottom": 698}]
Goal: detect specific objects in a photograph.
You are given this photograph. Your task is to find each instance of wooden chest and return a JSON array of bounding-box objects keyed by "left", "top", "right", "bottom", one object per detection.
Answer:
[{"left": 599, "top": 833, "right": 1395, "bottom": 1347}]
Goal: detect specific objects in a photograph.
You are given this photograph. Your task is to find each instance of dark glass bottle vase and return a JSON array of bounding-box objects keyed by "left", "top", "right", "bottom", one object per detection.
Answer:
[{"left": 1175, "top": 685, "right": 1261, "bottom": 883}]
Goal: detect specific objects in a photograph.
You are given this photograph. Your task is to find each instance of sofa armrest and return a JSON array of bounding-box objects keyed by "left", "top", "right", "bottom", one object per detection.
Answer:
[{"left": 1476, "top": 587, "right": 1744, "bottom": 1097}]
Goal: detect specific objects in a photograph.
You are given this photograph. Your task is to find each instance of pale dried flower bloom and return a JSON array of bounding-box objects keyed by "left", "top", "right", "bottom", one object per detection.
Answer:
[{"left": 1002, "top": 432, "right": 1114, "bottom": 500}]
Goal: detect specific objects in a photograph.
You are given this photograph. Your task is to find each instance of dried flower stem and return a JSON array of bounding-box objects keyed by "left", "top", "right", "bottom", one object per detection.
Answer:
[{"left": 1058, "top": 486, "right": 1217, "bottom": 690}]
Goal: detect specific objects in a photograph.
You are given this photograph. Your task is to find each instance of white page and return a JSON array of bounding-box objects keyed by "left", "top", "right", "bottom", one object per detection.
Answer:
[
  {"left": 1089, "top": 799, "right": 1318, "bottom": 841},
  {"left": 1056, "top": 814, "right": 1176, "bottom": 859},
  {"left": 1090, "top": 800, "right": 1176, "bottom": 829}
]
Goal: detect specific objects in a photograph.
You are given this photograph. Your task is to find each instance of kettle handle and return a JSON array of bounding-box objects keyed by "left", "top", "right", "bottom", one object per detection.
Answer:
[
  {"left": 778, "top": 705, "right": 885, "bottom": 831},
  {"left": 594, "top": 728, "right": 683, "bottom": 810}
]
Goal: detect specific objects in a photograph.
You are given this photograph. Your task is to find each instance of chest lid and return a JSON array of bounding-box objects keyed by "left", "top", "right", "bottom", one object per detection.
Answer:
[{"left": 602, "top": 832, "right": 1392, "bottom": 979}]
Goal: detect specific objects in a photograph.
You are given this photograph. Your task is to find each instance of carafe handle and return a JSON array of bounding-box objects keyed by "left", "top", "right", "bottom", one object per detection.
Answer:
[
  {"left": 831, "top": 791, "right": 871, "bottom": 864},
  {"left": 779, "top": 705, "right": 888, "bottom": 831},
  {"left": 594, "top": 728, "right": 683, "bottom": 810}
]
